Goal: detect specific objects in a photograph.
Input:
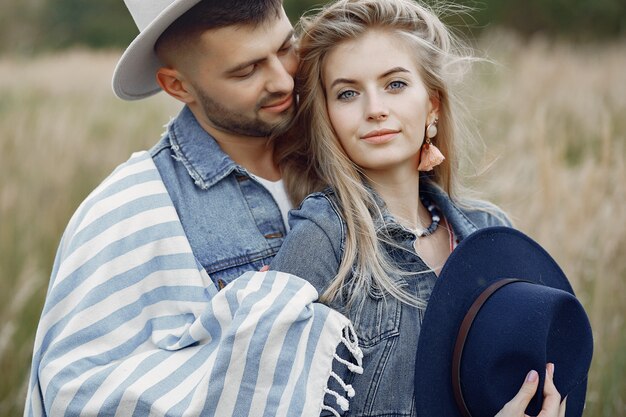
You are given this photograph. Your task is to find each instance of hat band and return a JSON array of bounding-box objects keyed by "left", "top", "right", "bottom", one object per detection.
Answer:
[{"left": 451, "top": 278, "right": 530, "bottom": 417}]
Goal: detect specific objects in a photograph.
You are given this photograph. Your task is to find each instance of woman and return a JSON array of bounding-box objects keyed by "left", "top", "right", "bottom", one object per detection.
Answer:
[{"left": 272, "top": 0, "right": 566, "bottom": 416}]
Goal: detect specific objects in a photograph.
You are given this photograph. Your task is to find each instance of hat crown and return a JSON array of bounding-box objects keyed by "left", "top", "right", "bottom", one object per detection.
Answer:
[
  {"left": 124, "top": 0, "right": 178, "bottom": 31},
  {"left": 461, "top": 281, "right": 593, "bottom": 416}
]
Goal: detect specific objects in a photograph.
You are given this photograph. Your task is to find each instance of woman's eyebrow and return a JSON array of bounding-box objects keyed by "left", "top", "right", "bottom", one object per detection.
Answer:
[{"left": 329, "top": 66, "right": 411, "bottom": 89}]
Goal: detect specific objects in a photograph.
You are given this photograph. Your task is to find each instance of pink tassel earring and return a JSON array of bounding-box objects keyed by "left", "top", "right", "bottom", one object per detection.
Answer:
[{"left": 418, "top": 118, "right": 445, "bottom": 171}]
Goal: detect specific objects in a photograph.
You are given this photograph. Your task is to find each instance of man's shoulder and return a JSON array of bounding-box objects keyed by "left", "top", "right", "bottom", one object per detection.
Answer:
[
  {"left": 149, "top": 131, "right": 173, "bottom": 159},
  {"left": 80, "top": 151, "right": 162, "bottom": 208},
  {"left": 58, "top": 151, "right": 172, "bottom": 255}
]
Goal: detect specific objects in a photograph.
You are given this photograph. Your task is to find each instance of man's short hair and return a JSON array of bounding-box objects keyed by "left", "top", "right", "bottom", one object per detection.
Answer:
[{"left": 155, "top": 0, "right": 284, "bottom": 59}]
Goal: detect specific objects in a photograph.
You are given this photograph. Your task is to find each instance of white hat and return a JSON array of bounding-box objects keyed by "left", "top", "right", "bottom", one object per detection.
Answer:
[{"left": 112, "top": 0, "right": 203, "bottom": 100}]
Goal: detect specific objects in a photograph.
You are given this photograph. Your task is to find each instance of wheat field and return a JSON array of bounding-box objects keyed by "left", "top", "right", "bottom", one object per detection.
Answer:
[{"left": 0, "top": 33, "right": 624, "bottom": 416}]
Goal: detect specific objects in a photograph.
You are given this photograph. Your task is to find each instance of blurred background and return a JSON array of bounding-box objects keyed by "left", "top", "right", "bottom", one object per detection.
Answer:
[
  {"left": 2, "top": 0, "right": 625, "bottom": 53},
  {"left": 1, "top": 0, "right": 624, "bottom": 416}
]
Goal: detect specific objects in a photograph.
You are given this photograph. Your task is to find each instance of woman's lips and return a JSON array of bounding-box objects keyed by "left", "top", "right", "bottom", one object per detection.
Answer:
[{"left": 360, "top": 129, "right": 400, "bottom": 144}]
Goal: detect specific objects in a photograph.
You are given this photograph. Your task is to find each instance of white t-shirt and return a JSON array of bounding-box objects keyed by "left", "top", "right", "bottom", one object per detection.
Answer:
[{"left": 253, "top": 176, "right": 292, "bottom": 231}]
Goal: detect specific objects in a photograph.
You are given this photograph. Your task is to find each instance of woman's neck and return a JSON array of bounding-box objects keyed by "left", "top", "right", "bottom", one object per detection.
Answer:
[{"left": 365, "top": 167, "right": 428, "bottom": 230}]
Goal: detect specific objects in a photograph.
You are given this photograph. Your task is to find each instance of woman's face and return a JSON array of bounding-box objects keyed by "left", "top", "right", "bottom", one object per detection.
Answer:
[{"left": 323, "top": 30, "right": 438, "bottom": 176}]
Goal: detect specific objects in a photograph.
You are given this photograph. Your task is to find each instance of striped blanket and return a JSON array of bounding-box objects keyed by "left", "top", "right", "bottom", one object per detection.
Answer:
[{"left": 25, "top": 151, "right": 362, "bottom": 417}]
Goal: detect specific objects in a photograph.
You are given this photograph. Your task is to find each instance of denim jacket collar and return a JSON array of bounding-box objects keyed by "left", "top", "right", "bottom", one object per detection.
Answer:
[
  {"left": 168, "top": 106, "right": 246, "bottom": 190},
  {"left": 420, "top": 179, "right": 479, "bottom": 241}
]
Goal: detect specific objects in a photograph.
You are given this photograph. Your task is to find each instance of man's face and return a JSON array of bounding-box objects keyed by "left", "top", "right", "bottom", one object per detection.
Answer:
[{"left": 184, "top": 8, "right": 297, "bottom": 139}]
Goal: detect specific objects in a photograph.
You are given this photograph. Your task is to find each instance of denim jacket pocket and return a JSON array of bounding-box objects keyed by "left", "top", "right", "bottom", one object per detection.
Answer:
[
  {"left": 350, "top": 292, "right": 401, "bottom": 348},
  {"left": 208, "top": 252, "right": 279, "bottom": 289}
]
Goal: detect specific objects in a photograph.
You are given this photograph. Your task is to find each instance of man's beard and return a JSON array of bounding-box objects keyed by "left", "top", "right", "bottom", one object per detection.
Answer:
[{"left": 196, "top": 89, "right": 295, "bottom": 138}]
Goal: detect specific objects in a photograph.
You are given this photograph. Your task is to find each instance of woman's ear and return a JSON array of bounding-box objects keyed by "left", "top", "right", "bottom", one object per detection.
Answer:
[
  {"left": 156, "top": 67, "right": 195, "bottom": 104},
  {"left": 428, "top": 92, "right": 441, "bottom": 123}
]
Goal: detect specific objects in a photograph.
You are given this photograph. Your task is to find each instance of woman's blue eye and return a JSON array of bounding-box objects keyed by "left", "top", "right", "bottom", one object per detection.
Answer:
[
  {"left": 388, "top": 81, "right": 407, "bottom": 90},
  {"left": 338, "top": 90, "right": 358, "bottom": 100}
]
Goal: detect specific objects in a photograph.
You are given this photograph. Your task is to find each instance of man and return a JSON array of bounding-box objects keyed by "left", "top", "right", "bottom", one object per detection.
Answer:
[
  {"left": 126, "top": 0, "right": 297, "bottom": 283},
  {"left": 24, "top": 1, "right": 362, "bottom": 416}
]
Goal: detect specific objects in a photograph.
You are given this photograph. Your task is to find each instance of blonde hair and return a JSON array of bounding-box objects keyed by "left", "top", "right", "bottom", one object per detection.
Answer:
[{"left": 278, "top": 0, "right": 475, "bottom": 308}]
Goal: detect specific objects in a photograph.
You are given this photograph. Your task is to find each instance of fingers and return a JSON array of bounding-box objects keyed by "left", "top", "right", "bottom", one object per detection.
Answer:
[
  {"left": 537, "top": 363, "right": 562, "bottom": 417},
  {"left": 494, "top": 369, "right": 539, "bottom": 417},
  {"left": 495, "top": 363, "right": 564, "bottom": 417},
  {"left": 558, "top": 397, "right": 567, "bottom": 417},
  {"left": 259, "top": 265, "right": 270, "bottom": 272},
  {"left": 539, "top": 363, "right": 562, "bottom": 414}
]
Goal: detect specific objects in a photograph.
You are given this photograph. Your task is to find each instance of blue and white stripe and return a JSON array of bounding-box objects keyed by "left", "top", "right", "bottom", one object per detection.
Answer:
[{"left": 25, "top": 151, "right": 361, "bottom": 417}]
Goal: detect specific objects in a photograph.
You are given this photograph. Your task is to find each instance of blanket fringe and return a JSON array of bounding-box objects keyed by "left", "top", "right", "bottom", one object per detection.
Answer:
[
  {"left": 333, "top": 325, "right": 364, "bottom": 375},
  {"left": 322, "top": 323, "right": 364, "bottom": 415},
  {"left": 330, "top": 371, "right": 355, "bottom": 398},
  {"left": 321, "top": 404, "right": 342, "bottom": 417}
]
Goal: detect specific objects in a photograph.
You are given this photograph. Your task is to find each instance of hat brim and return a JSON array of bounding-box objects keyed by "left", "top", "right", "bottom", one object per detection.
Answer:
[
  {"left": 112, "top": 0, "right": 202, "bottom": 100},
  {"left": 415, "top": 226, "right": 588, "bottom": 416}
]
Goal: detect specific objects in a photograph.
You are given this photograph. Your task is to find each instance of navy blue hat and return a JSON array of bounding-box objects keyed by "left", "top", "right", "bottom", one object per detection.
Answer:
[{"left": 415, "top": 227, "right": 593, "bottom": 417}]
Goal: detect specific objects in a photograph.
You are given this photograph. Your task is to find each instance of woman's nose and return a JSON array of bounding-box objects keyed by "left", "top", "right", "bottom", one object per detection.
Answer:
[
  {"left": 366, "top": 96, "right": 389, "bottom": 121},
  {"left": 369, "top": 112, "right": 388, "bottom": 121}
]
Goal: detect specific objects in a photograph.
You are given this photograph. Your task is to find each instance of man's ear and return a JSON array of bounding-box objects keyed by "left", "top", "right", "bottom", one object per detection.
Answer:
[{"left": 156, "top": 67, "right": 195, "bottom": 104}]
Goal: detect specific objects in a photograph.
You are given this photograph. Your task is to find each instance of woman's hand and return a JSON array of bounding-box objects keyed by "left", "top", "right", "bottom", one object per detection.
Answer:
[{"left": 495, "top": 363, "right": 566, "bottom": 417}]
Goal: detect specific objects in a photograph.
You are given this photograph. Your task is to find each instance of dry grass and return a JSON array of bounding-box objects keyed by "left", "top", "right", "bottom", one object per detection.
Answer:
[
  {"left": 468, "top": 32, "right": 626, "bottom": 417},
  {"left": 0, "top": 50, "right": 181, "bottom": 415},
  {"left": 0, "top": 36, "right": 624, "bottom": 416}
]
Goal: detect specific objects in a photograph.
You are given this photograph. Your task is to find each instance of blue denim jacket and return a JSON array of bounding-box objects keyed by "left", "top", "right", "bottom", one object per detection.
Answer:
[
  {"left": 270, "top": 182, "right": 511, "bottom": 417},
  {"left": 151, "top": 106, "right": 287, "bottom": 288}
]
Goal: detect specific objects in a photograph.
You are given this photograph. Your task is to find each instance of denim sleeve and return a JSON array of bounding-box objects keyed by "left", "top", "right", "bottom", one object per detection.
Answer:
[{"left": 270, "top": 193, "right": 343, "bottom": 296}]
